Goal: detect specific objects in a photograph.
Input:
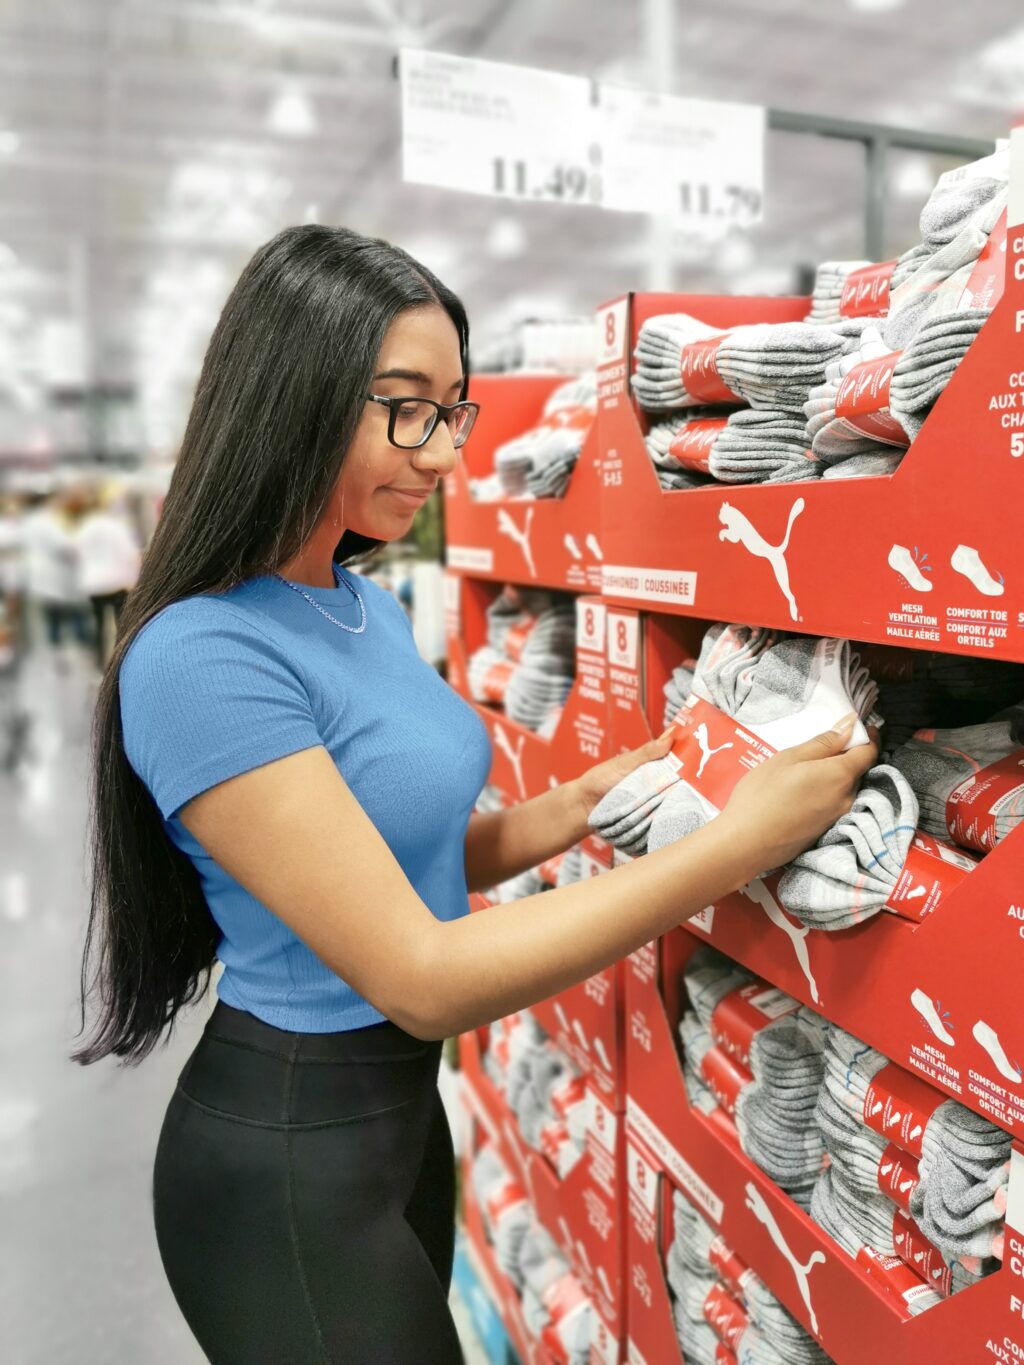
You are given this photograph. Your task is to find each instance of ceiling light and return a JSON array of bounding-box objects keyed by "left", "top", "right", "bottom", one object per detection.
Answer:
[
  {"left": 0, "top": 131, "right": 20, "bottom": 156},
  {"left": 846, "top": 0, "right": 905, "bottom": 11},
  {"left": 267, "top": 87, "right": 317, "bottom": 138},
  {"left": 485, "top": 218, "right": 527, "bottom": 261},
  {"left": 894, "top": 156, "right": 934, "bottom": 199}
]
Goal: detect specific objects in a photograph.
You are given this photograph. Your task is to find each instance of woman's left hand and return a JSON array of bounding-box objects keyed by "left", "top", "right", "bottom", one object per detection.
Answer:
[{"left": 570, "top": 726, "right": 678, "bottom": 824}]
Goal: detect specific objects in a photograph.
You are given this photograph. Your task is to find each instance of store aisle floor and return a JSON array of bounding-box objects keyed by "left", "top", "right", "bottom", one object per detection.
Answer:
[{"left": 0, "top": 644, "right": 486, "bottom": 1365}]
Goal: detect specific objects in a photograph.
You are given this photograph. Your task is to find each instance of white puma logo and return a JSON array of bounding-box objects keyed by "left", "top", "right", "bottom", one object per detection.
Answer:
[
  {"left": 718, "top": 499, "right": 805, "bottom": 621},
  {"left": 497, "top": 507, "right": 537, "bottom": 578},
  {"left": 741, "top": 877, "right": 820, "bottom": 1005},
  {"left": 492, "top": 723, "right": 527, "bottom": 802},
  {"left": 744, "top": 1182, "right": 825, "bottom": 1336},
  {"left": 693, "top": 723, "right": 734, "bottom": 778}
]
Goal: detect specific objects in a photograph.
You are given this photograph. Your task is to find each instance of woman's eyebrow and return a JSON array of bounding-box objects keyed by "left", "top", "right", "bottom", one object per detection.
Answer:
[{"left": 373, "top": 368, "right": 466, "bottom": 392}]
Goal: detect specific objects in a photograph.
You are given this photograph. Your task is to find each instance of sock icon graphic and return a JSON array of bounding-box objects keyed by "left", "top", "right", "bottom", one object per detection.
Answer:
[
  {"left": 585, "top": 533, "right": 604, "bottom": 562},
  {"left": 972, "top": 1019, "right": 1022, "bottom": 1083},
  {"left": 718, "top": 499, "right": 805, "bottom": 622},
  {"left": 887, "top": 544, "right": 933, "bottom": 593},
  {"left": 951, "top": 544, "right": 1004, "bottom": 597},
  {"left": 911, "top": 989, "right": 955, "bottom": 1046},
  {"left": 563, "top": 533, "right": 583, "bottom": 561}
]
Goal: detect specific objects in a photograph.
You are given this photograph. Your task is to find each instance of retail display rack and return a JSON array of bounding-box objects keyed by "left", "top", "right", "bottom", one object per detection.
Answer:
[{"left": 448, "top": 128, "right": 1024, "bottom": 1365}]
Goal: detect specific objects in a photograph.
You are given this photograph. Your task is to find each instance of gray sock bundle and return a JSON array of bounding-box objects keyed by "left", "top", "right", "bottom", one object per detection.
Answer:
[
  {"left": 889, "top": 308, "right": 991, "bottom": 441},
  {"left": 776, "top": 765, "right": 919, "bottom": 930},
  {"left": 472, "top": 599, "right": 576, "bottom": 733},
  {"left": 681, "top": 951, "right": 827, "bottom": 1203},
  {"left": 471, "top": 1144, "right": 531, "bottom": 1286},
  {"left": 803, "top": 324, "right": 908, "bottom": 466},
  {"left": 708, "top": 408, "right": 824, "bottom": 485},
  {"left": 670, "top": 1191, "right": 833, "bottom": 1364},
  {"left": 516, "top": 1224, "right": 592, "bottom": 1364},
  {"left": 821, "top": 449, "right": 904, "bottom": 479},
  {"left": 554, "top": 846, "right": 583, "bottom": 887},
  {"left": 490, "top": 374, "right": 596, "bottom": 500},
  {"left": 592, "top": 625, "right": 877, "bottom": 855},
  {"left": 892, "top": 707, "right": 1024, "bottom": 851},
  {"left": 680, "top": 1010, "right": 720, "bottom": 1115},
  {"left": 632, "top": 316, "right": 846, "bottom": 413},
  {"left": 644, "top": 415, "right": 720, "bottom": 490},
  {"left": 822, "top": 1026, "right": 1009, "bottom": 1263},
  {"left": 805, "top": 260, "right": 873, "bottom": 325},
  {"left": 883, "top": 188, "right": 1007, "bottom": 351}
]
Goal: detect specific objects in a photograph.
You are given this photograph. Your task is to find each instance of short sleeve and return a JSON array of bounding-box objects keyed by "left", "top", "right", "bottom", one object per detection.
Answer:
[{"left": 119, "top": 600, "right": 322, "bottom": 820}]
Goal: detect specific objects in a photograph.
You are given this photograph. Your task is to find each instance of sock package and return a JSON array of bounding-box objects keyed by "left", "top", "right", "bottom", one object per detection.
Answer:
[
  {"left": 667, "top": 1189, "right": 833, "bottom": 1364},
  {"left": 468, "top": 590, "right": 576, "bottom": 734},
  {"left": 590, "top": 623, "right": 877, "bottom": 856},
  {"left": 474, "top": 373, "right": 597, "bottom": 502},
  {"left": 484, "top": 1010, "right": 587, "bottom": 1175}
]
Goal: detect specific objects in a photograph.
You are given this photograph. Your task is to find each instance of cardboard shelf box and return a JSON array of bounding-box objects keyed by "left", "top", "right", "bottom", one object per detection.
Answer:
[
  {"left": 606, "top": 606, "right": 1024, "bottom": 1138},
  {"left": 623, "top": 928, "right": 1024, "bottom": 1365},
  {"left": 445, "top": 374, "right": 605, "bottom": 595},
  {"left": 594, "top": 257, "right": 1024, "bottom": 663},
  {"left": 446, "top": 574, "right": 638, "bottom": 802},
  {"left": 459, "top": 1057, "right": 621, "bottom": 1364}
]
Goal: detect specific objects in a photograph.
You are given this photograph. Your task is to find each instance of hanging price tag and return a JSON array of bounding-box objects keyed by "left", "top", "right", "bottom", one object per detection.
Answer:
[
  {"left": 596, "top": 84, "right": 765, "bottom": 227},
  {"left": 401, "top": 49, "right": 600, "bottom": 206}
]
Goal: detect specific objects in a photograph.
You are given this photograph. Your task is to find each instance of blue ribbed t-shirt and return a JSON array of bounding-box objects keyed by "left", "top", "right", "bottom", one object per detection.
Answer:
[{"left": 119, "top": 567, "right": 492, "bottom": 1032}]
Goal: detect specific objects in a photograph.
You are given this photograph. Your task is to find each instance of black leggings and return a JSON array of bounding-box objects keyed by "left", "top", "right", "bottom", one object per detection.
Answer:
[{"left": 153, "top": 1002, "right": 464, "bottom": 1364}]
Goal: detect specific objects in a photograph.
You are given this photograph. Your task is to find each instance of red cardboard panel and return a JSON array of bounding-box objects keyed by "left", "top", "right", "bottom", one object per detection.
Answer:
[
  {"left": 446, "top": 374, "right": 605, "bottom": 594},
  {"left": 623, "top": 934, "right": 1024, "bottom": 1365},
  {"left": 596, "top": 266, "right": 1024, "bottom": 662}
]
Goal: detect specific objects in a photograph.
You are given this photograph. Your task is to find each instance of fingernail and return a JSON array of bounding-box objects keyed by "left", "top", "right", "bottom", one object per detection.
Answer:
[
  {"left": 659, "top": 724, "right": 679, "bottom": 741},
  {"left": 831, "top": 711, "right": 857, "bottom": 734}
]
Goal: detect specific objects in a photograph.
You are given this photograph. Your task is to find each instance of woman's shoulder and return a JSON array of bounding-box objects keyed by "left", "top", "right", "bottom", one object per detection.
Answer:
[{"left": 121, "top": 594, "right": 278, "bottom": 687}]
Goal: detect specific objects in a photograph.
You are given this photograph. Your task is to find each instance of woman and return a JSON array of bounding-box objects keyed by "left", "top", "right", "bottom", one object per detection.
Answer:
[{"left": 76, "top": 225, "right": 875, "bottom": 1364}]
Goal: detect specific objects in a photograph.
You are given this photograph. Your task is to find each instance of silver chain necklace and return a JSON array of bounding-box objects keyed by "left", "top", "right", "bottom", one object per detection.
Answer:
[{"left": 274, "top": 565, "right": 367, "bottom": 634}]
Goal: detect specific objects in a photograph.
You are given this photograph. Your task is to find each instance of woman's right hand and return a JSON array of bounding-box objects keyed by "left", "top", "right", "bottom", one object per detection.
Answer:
[{"left": 718, "top": 712, "right": 879, "bottom": 877}]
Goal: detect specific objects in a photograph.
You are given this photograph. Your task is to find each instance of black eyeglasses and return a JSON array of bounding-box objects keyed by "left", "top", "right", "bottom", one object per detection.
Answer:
[{"left": 367, "top": 394, "right": 480, "bottom": 450}]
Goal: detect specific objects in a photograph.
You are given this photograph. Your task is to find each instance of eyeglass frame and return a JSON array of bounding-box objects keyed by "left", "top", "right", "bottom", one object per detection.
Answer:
[{"left": 366, "top": 393, "right": 480, "bottom": 450}]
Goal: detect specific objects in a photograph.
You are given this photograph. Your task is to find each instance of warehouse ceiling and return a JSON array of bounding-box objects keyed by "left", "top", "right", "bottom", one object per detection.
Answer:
[{"left": 0, "top": 0, "right": 1021, "bottom": 450}]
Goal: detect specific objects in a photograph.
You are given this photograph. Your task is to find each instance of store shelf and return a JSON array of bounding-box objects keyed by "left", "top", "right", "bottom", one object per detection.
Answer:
[
  {"left": 594, "top": 267, "right": 1024, "bottom": 662},
  {"left": 606, "top": 607, "right": 1024, "bottom": 1137},
  {"left": 445, "top": 374, "right": 604, "bottom": 595},
  {"left": 622, "top": 928, "right": 1024, "bottom": 1365},
  {"left": 446, "top": 576, "right": 624, "bottom": 801}
]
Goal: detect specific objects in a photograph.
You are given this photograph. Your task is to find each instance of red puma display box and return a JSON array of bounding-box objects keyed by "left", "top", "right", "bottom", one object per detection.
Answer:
[
  {"left": 446, "top": 374, "right": 605, "bottom": 595},
  {"left": 595, "top": 258, "right": 1024, "bottom": 662},
  {"left": 623, "top": 927, "right": 1024, "bottom": 1365},
  {"left": 445, "top": 574, "right": 638, "bottom": 803},
  {"left": 604, "top": 604, "right": 1024, "bottom": 1138}
]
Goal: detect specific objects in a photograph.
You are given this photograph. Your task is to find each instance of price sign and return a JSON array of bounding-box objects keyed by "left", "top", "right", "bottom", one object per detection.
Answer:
[
  {"left": 401, "top": 49, "right": 600, "bottom": 206},
  {"left": 597, "top": 84, "right": 764, "bottom": 228}
]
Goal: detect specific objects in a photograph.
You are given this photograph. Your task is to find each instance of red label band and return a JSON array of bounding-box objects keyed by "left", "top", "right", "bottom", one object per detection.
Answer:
[
  {"left": 549, "top": 1074, "right": 587, "bottom": 1120},
  {"left": 958, "top": 208, "right": 1008, "bottom": 313},
  {"left": 855, "top": 1247, "right": 937, "bottom": 1319},
  {"left": 945, "top": 748, "right": 1024, "bottom": 853},
  {"left": 504, "top": 619, "right": 536, "bottom": 664},
  {"left": 715, "top": 1349, "right": 738, "bottom": 1365},
  {"left": 835, "top": 353, "right": 908, "bottom": 446},
  {"left": 700, "top": 1047, "right": 753, "bottom": 1116},
  {"left": 708, "top": 1235, "right": 754, "bottom": 1301},
  {"left": 667, "top": 695, "right": 777, "bottom": 815},
  {"left": 539, "top": 1120, "right": 572, "bottom": 1170},
  {"left": 703, "top": 1283, "right": 749, "bottom": 1351},
  {"left": 543, "top": 1270, "right": 587, "bottom": 1326},
  {"left": 877, "top": 1142, "right": 922, "bottom": 1213},
  {"left": 485, "top": 1175, "right": 528, "bottom": 1227},
  {"left": 540, "top": 403, "right": 595, "bottom": 437},
  {"left": 680, "top": 335, "right": 742, "bottom": 405},
  {"left": 710, "top": 983, "right": 801, "bottom": 1069},
  {"left": 885, "top": 833, "right": 977, "bottom": 921},
  {"left": 482, "top": 660, "right": 515, "bottom": 703},
  {"left": 863, "top": 1062, "right": 943, "bottom": 1159},
  {"left": 539, "top": 853, "right": 567, "bottom": 887},
  {"left": 839, "top": 260, "right": 897, "bottom": 318},
  {"left": 892, "top": 1210, "right": 953, "bottom": 1297},
  {"left": 667, "top": 417, "right": 729, "bottom": 473}
]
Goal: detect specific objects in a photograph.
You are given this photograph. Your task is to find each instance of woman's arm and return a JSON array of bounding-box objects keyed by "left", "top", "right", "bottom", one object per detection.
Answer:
[
  {"left": 464, "top": 730, "right": 676, "bottom": 892},
  {"left": 181, "top": 716, "right": 875, "bottom": 1042}
]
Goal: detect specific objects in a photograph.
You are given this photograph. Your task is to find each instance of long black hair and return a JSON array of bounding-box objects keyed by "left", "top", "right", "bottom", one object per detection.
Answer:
[{"left": 74, "top": 225, "right": 470, "bottom": 1064}]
